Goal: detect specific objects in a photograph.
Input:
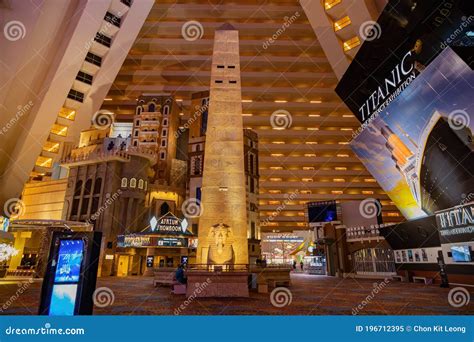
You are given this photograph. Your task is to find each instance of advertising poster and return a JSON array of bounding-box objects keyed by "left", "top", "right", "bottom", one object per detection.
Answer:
[
  {"left": 54, "top": 240, "right": 84, "bottom": 283},
  {"left": 351, "top": 47, "right": 474, "bottom": 219},
  {"left": 335, "top": 0, "right": 472, "bottom": 123}
]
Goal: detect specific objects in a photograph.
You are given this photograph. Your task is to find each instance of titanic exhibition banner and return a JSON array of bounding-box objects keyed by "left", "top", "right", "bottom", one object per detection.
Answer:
[
  {"left": 335, "top": 0, "right": 472, "bottom": 124},
  {"left": 350, "top": 47, "right": 474, "bottom": 220}
]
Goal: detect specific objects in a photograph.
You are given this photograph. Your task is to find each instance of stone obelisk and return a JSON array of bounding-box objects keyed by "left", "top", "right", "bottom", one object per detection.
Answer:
[{"left": 197, "top": 25, "right": 248, "bottom": 267}]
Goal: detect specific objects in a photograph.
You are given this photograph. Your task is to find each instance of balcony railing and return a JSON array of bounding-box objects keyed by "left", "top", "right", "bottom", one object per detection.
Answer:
[
  {"left": 345, "top": 224, "right": 389, "bottom": 241},
  {"left": 62, "top": 150, "right": 131, "bottom": 164}
]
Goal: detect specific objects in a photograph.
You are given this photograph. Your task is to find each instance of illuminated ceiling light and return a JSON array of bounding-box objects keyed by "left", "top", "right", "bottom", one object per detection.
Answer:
[
  {"left": 334, "top": 16, "right": 351, "bottom": 32},
  {"left": 179, "top": 112, "right": 184, "bottom": 116},
  {"left": 309, "top": 114, "right": 320, "bottom": 117},
  {"left": 310, "top": 100, "right": 322, "bottom": 104},
  {"left": 325, "top": 0, "right": 342, "bottom": 10},
  {"left": 307, "top": 127, "right": 319, "bottom": 130},
  {"left": 340, "top": 128, "right": 353, "bottom": 131},
  {"left": 337, "top": 154, "right": 349, "bottom": 157},
  {"left": 272, "top": 141, "right": 285, "bottom": 144},
  {"left": 242, "top": 113, "right": 253, "bottom": 116},
  {"left": 242, "top": 99, "right": 253, "bottom": 103},
  {"left": 271, "top": 153, "right": 284, "bottom": 157},
  {"left": 175, "top": 99, "right": 183, "bottom": 102},
  {"left": 274, "top": 100, "right": 287, "bottom": 103},
  {"left": 338, "top": 142, "right": 349, "bottom": 145},
  {"left": 343, "top": 36, "right": 361, "bottom": 52},
  {"left": 104, "top": 98, "right": 113, "bottom": 101},
  {"left": 305, "top": 141, "right": 318, "bottom": 144},
  {"left": 343, "top": 114, "right": 353, "bottom": 117}
]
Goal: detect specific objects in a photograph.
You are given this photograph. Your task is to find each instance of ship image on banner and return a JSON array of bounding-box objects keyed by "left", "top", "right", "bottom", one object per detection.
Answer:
[{"left": 351, "top": 47, "right": 474, "bottom": 220}]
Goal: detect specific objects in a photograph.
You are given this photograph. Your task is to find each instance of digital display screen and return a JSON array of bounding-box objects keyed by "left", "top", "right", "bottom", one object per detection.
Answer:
[
  {"left": 49, "top": 284, "right": 78, "bottom": 316},
  {"left": 54, "top": 240, "right": 84, "bottom": 283},
  {"left": 451, "top": 246, "right": 472, "bottom": 262},
  {"left": 307, "top": 201, "right": 338, "bottom": 223}
]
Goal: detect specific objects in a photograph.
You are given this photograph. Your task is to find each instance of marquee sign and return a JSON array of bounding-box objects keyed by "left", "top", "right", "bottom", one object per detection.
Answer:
[
  {"left": 117, "top": 235, "right": 188, "bottom": 248},
  {"left": 150, "top": 213, "right": 190, "bottom": 234},
  {"left": 435, "top": 203, "right": 474, "bottom": 244}
]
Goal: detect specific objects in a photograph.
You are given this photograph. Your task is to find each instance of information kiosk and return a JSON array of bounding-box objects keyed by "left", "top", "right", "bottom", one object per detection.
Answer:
[{"left": 39, "top": 231, "right": 102, "bottom": 315}]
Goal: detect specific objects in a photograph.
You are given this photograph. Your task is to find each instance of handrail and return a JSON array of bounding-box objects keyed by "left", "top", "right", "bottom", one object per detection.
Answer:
[{"left": 186, "top": 263, "right": 249, "bottom": 272}]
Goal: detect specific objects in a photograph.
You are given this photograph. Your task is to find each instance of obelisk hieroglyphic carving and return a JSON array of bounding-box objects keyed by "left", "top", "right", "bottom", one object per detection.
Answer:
[{"left": 197, "top": 25, "right": 248, "bottom": 266}]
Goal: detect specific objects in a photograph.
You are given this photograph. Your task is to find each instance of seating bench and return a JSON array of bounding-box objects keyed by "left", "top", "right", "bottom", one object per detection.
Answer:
[
  {"left": 153, "top": 268, "right": 176, "bottom": 287},
  {"left": 391, "top": 275, "right": 406, "bottom": 282},
  {"left": 412, "top": 276, "right": 432, "bottom": 284},
  {"left": 251, "top": 267, "right": 291, "bottom": 293}
]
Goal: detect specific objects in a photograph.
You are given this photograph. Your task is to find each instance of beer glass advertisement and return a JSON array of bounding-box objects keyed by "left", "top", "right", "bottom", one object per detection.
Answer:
[{"left": 351, "top": 47, "right": 474, "bottom": 220}]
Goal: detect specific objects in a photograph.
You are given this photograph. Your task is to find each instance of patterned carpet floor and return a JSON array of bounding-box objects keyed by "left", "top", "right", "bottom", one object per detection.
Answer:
[{"left": 0, "top": 273, "right": 473, "bottom": 315}]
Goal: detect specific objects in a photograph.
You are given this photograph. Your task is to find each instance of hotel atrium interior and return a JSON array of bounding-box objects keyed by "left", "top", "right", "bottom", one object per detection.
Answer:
[{"left": 0, "top": 0, "right": 473, "bottom": 316}]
